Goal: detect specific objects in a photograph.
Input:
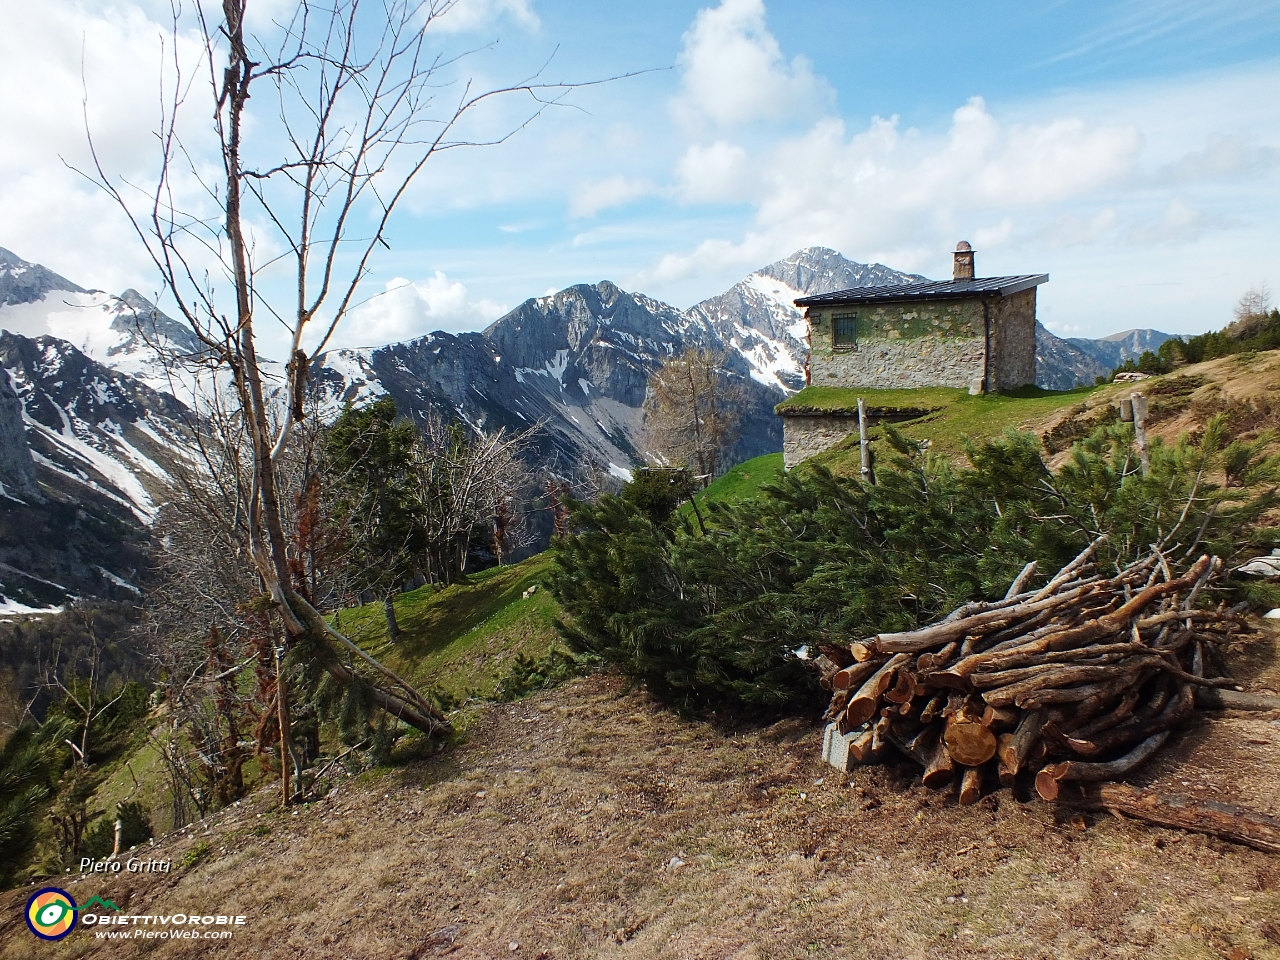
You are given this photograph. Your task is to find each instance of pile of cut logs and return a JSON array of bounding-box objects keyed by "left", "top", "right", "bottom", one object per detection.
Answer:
[{"left": 817, "top": 539, "right": 1261, "bottom": 809}]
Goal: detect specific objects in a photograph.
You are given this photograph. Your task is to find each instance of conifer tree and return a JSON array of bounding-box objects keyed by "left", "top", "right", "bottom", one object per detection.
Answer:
[{"left": 325, "top": 399, "right": 422, "bottom": 640}]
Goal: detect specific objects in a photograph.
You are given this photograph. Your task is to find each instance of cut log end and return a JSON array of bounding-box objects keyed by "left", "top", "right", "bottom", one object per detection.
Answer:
[
  {"left": 944, "top": 719, "right": 997, "bottom": 766},
  {"left": 1035, "top": 764, "right": 1067, "bottom": 802}
]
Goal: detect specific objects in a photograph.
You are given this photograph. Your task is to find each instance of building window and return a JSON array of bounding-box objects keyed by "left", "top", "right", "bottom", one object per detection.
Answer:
[{"left": 832, "top": 313, "right": 858, "bottom": 350}]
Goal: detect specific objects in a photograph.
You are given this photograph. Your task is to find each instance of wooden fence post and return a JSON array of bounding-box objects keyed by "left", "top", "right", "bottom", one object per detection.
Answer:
[
  {"left": 1132, "top": 393, "right": 1150, "bottom": 476},
  {"left": 858, "top": 397, "right": 871, "bottom": 481}
]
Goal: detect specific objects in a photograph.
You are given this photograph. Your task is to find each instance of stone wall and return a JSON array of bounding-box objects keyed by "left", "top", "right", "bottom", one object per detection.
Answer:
[
  {"left": 987, "top": 288, "right": 1037, "bottom": 391},
  {"left": 781, "top": 413, "right": 860, "bottom": 469},
  {"left": 807, "top": 299, "right": 986, "bottom": 391},
  {"left": 805, "top": 291, "right": 1037, "bottom": 393}
]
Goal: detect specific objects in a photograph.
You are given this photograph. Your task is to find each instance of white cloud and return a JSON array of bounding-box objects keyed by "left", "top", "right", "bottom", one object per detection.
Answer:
[
  {"left": 672, "top": 0, "right": 830, "bottom": 129},
  {"left": 568, "top": 176, "right": 657, "bottom": 218},
  {"left": 1126, "top": 197, "right": 1228, "bottom": 246},
  {"left": 331, "top": 273, "right": 508, "bottom": 348},
  {"left": 675, "top": 141, "right": 752, "bottom": 203},
  {"left": 636, "top": 4, "right": 1280, "bottom": 335},
  {"left": 643, "top": 98, "right": 1144, "bottom": 283},
  {"left": 1160, "top": 133, "right": 1279, "bottom": 184},
  {"left": 429, "top": 0, "right": 539, "bottom": 34},
  {"left": 1043, "top": 0, "right": 1280, "bottom": 68},
  {"left": 0, "top": 2, "right": 216, "bottom": 296},
  {"left": 1030, "top": 209, "right": 1119, "bottom": 249}
]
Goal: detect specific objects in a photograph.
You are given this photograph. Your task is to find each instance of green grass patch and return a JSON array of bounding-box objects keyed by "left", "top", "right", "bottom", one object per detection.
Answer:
[
  {"left": 782, "top": 384, "right": 1102, "bottom": 471},
  {"left": 685, "top": 453, "right": 785, "bottom": 514},
  {"left": 88, "top": 738, "right": 169, "bottom": 832},
  {"left": 336, "top": 552, "right": 561, "bottom": 704},
  {"left": 775, "top": 385, "right": 968, "bottom": 414},
  {"left": 181, "top": 841, "right": 209, "bottom": 868}
]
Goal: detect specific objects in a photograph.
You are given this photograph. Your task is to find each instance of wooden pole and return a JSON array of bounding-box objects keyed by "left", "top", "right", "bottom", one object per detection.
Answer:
[
  {"left": 277, "top": 641, "right": 292, "bottom": 807},
  {"left": 1132, "top": 393, "right": 1150, "bottom": 476},
  {"left": 858, "top": 397, "right": 870, "bottom": 481}
]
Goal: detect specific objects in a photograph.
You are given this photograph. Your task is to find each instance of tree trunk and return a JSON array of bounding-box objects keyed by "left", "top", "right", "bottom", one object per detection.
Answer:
[
  {"left": 276, "top": 645, "right": 292, "bottom": 807},
  {"left": 384, "top": 597, "right": 400, "bottom": 643}
]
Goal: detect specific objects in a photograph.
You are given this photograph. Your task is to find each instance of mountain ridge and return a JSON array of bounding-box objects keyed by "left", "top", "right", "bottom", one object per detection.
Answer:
[{"left": 0, "top": 243, "right": 1180, "bottom": 608}]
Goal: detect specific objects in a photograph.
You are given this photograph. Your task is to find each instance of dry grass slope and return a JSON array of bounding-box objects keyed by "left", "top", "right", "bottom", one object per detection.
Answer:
[
  {"left": 5, "top": 630, "right": 1278, "bottom": 960},
  {"left": 6, "top": 354, "right": 1279, "bottom": 958}
]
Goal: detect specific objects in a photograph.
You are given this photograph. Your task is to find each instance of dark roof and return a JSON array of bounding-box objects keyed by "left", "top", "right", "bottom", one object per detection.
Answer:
[{"left": 794, "top": 274, "right": 1048, "bottom": 307}]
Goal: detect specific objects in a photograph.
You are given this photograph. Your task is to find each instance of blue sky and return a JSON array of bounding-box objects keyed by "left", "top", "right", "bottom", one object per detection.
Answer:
[{"left": 1, "top": 0, "right": 1278, "bottom": 355}]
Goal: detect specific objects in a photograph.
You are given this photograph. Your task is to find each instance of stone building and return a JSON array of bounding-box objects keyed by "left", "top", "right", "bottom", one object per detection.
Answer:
[{"left": 778, "top": 242, "right": 1048, "bottom": 467}]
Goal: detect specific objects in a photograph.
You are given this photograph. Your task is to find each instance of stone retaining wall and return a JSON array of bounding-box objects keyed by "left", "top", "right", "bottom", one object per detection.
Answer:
[{"left": 781, "top": 413, "right": 860, "bottom": 469}]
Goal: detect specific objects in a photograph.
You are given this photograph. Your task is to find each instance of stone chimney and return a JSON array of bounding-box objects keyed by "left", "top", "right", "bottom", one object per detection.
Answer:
[{"left": 953, "top": 240, "right": 975, "bottom": 281}]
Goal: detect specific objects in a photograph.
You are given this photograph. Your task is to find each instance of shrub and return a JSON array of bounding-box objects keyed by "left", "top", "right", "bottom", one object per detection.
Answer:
[{"left": 553, "top": 420, "right": 1280, "bottom": 718}]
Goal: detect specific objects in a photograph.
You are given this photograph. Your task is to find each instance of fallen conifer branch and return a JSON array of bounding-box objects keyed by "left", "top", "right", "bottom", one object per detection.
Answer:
[{"left": 1053, "top": 783, "right": 1280, "bottom": 855}]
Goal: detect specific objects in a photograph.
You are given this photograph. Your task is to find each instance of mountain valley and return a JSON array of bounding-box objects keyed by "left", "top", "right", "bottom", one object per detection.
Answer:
[{"left": 0, "top": 244, "right": 1175, "bottom": 610}]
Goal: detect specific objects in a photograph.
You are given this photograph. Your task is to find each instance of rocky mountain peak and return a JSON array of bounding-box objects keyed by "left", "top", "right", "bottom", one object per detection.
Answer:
[
  {"left": 107, "top": 289, "right": 203, "bottom": 358},
  {"left": 1065, "top": 328, "right": 1177, "bottom": 372},
  {"left": 0, "top": 247, "right": 85, "bottom": 306},
  {"left": 756, "top": 246, "right": 928, "bottom": 297}
]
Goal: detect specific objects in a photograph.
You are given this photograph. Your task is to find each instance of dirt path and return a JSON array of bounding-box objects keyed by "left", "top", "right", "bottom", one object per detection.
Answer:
[{"left": 4, "top": 659, "right": 1279, "bottom": 960}]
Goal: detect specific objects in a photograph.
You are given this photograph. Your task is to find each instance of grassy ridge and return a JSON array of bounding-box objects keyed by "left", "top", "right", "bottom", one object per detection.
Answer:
[
  {"left": 693, "top": 453, "right": 785, "bottom": 507},
  {"left": 338, "top": 552, "right": 561, "bottom": 703},
  {"left": 777, "top": 384, "right": 1102, "bottom": 471},
  {"left": 84, "top": 553, "right": 562, "bottom": 842}
]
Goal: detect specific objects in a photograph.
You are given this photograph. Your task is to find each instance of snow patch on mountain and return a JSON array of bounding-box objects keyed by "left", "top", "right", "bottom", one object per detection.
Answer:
[
  {"left": 0, "top": 282, "right": 203, "bottom": 398},
  {"left": 515, "top": 349, "right": 574, "bottom": 391},
  {"left": 314, "top": 347, "right": 387, "bottom": 420},
  {"left": 29, "top": 403, "right": 159, "bottom": 522}
]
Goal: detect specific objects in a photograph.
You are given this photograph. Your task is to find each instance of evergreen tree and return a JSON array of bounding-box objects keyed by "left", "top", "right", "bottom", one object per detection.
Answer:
[
  {"left": 325, "top": 398, "right": 422, "bottom": 640},
  {"left": 0, "top": 720, "right": 71, "bottom": 886}
]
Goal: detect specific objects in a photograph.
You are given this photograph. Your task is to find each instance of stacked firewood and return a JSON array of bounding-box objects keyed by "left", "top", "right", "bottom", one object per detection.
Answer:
[{"left": 817, "top": 539, "right": 1254, "bottom": 807}]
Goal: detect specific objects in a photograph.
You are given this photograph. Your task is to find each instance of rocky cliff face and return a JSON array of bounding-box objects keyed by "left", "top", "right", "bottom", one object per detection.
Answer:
[
  {"left": 0, "top": 246, "right": 84, "bottom": 306},
  {"left": 0, "top": 369, "right": 38, "bottom": 501},
  {"left": 314, "top": 324, "right": 646, "bottom": 475},
  {"left": 0, "top": 330, "right": 197, "bottom": 610}
]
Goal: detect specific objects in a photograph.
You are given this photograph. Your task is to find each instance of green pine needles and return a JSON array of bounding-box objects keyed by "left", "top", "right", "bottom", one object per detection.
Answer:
[{"left": 552, "top": 417, "right": 1280, "bottom": 716}]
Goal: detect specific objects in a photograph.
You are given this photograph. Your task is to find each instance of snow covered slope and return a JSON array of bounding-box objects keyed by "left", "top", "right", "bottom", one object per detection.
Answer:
[
  {"left": 1, "top": 248, "right": 202, "bottom": 396},
  {"left": 0, "top": 330, "right": 189, "bottom": 609}
]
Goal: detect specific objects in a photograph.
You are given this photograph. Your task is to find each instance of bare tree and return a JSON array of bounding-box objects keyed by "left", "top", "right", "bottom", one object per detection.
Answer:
[
  {"left": 643, "top": 347, "right": 744, "bottom": 481},
  {"left": 1234, "top": 284, "right": 1274, "bottom": 325},
  {"left": 411, "top": 414, "right": 537, "bottom": 582},
  {"left": 34, "top": 614, "right": 132, "bottom": 769},
  {"left": 146, "top": 425, "right": 281, "bottom": 818},
  {"left": 76, "top": 0, "right": 605, "bottom": 751}
]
